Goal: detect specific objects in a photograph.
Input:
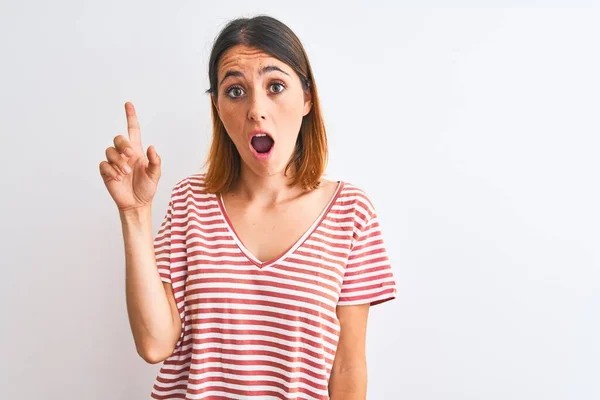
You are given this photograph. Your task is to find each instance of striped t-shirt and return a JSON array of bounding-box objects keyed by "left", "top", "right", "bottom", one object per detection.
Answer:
[{"left": 151, "top": 173, "right": 397, "bottom": 399}]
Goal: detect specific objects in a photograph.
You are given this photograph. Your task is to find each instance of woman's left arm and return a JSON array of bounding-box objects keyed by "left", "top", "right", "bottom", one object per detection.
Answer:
[{"left": 328, "top": 303, "right": 370, "bottom": 400}]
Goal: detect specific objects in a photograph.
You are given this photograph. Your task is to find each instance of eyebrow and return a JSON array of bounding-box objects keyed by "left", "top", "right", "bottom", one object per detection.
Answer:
[{"left": 219, "top": 65, "right": 290, "bottom": 87}]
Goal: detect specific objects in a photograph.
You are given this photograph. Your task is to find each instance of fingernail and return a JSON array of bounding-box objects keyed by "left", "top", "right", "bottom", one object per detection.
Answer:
[
  {"left": 125, "top": 148, "right": 133, "bottom": 156},
  {"left": 123, "top": 165, "right": 132, "bottom": 174}
]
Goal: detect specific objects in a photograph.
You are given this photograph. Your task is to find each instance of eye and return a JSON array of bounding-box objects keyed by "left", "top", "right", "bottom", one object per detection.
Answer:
[
  {"left": 270, "top": 81, "right": 286, "bottom": 94},
  {"left": 225, "top": 85, "right": 245, "bottom": 99}
]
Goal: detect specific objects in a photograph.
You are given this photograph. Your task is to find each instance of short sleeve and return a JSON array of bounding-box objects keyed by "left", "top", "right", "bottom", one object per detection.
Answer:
[
  {"left": 153, "top": 186, "right": 188, "bottom": 349},
  {"left": 153, "top": 192, "right": 188, "bottom": 286},
  {"left": 154, "top": 199, "right": 174, "bottom": 283},
  {"left": 337, "top": 211, "right": 397, "bottom": 307}
]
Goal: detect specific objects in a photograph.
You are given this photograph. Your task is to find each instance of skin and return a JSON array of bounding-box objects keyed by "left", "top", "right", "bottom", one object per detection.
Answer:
[
  {"left": 99, "top": 45, "right": 371, "bottom": 398},
  {"left": 214, "top": 45, "right": 371, "bottom": 399},
  {"left": 213, "top": 44, "right": 312, "bottom": 182},
  {"left": 99, "top": 103, "right": 181, "bottom": 364},
  {"left": 213, "top": 44, "right": 340, "bottom": 263}
]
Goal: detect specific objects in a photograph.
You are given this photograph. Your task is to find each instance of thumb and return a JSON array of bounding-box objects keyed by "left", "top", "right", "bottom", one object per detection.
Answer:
[{"left": 146, "top": 145, "right": 161, "bottom": 181}]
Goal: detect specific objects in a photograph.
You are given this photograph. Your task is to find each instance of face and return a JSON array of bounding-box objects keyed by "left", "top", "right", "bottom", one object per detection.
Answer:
[{"left": 213, "top": 44, "right": 312, "bottom": 177}]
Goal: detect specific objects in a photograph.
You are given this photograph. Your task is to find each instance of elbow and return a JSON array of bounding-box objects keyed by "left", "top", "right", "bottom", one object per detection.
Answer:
[
  {"left": 132, "top": 325, "right": 180, "bottom": 364},
  {"left": 136, "top": 343, "right": 173, "bottom": 365},
  {"left": 331, "top": 363, "right": 367, "bottom": 377}
]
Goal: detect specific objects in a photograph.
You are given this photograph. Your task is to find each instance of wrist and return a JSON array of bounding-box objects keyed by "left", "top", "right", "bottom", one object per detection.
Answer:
[{"left": 119, "top": 204, "right": 153, "bottom": 224}]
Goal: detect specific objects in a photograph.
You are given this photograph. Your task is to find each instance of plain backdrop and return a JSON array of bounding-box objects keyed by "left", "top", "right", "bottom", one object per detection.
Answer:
[{"left": 1, "top": 1, "right": 598, "bottom": 399}]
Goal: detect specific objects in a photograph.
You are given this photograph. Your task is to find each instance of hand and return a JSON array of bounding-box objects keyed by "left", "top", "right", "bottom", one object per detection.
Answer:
[{"left": 99, "top": 102, "right": 162, "bottom": 212}]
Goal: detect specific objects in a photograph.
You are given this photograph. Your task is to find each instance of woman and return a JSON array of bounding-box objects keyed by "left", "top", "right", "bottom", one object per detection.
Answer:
[{"left": 100, "top": 15, "right": 396, "bottom": 400}]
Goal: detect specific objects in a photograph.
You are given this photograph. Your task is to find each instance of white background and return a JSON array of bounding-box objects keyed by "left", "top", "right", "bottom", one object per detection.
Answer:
[{"left": 1, "top": 1, "right": 598, "bottom": 399}]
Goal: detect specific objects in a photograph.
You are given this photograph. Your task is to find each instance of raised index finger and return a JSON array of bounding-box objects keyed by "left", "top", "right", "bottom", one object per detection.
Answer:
[{"left": 124, "top": 102, "right": 143, "bottom": 151}]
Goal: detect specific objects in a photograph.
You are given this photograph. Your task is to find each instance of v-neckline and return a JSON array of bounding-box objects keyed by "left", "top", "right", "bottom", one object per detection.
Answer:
[{"left": 216, "top": 181, "right": 344, "bottom": 269}]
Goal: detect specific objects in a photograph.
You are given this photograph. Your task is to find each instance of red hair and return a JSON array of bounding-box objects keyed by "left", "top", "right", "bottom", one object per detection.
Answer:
[{"left": 202, "top": 16, "right": 328, "bottom": 194}]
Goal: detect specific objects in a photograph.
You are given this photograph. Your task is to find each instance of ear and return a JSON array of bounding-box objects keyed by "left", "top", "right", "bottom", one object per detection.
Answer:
[
  {"left": 211, "top": 93, "right": 219, "bottom": 115},
  {"left": 302, "top": 89, "right": 313, "bottom": 117}
]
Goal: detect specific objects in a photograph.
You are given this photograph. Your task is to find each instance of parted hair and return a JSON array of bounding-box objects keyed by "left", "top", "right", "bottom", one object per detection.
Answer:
[{"left": 203, "top": 15, "right": 327, "bottom": 194}]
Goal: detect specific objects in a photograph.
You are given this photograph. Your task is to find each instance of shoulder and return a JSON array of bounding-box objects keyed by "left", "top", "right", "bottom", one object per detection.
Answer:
[
  {"left": 168, "top": 172, "right": 209, "bottom": 196},
  {"left": 334, "top": 181, "right": 388, "bottom": 246},
  {"left": 336, "top": 180, "right": 378, "bottom": 225},
  {"left": 166, "top": 173, "right": 213, "bottom": 207}
]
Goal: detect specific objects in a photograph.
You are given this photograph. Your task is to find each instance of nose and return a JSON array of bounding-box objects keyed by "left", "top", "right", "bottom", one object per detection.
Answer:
[{"left": 247, "top": 91, "right": 267, "bottom": 122}]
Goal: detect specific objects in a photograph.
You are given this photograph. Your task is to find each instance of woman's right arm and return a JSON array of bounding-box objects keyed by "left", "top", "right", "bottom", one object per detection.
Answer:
[
  {"left": 120, "top": 206, "right": 181, "bottom": 364},
  {"left": 100, "top": 102, "right": 180, "bottom": 364}
]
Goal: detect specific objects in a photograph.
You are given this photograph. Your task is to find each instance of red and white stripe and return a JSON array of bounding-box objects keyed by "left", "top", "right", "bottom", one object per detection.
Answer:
[{"left": 151, "top": 174, "right": 396, "bottom": 399}]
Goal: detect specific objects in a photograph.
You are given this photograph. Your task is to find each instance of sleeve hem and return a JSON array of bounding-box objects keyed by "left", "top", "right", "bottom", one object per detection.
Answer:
[{"left": 337, "top": 291, "right": 396, "bottom": 307}]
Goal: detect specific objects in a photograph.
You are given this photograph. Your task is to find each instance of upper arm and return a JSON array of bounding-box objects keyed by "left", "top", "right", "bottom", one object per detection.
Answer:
[
  {"left": 163, "top": 282, "right": 182, "bottom": 347},
  {"left": 332, "top": 303, "right": 370, "bottom": 371},
  {"left": 154, "top": 183, "right": 188, "bottom": 355}
]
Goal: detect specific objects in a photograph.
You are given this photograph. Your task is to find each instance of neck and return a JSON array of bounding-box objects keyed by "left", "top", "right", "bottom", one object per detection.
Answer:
[{"left": 231, "top": 164, "right": 305, "bottom": 206}]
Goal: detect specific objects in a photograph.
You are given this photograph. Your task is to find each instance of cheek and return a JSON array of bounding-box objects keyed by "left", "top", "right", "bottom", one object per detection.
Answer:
[
  {"left": 219, "top": 104, "right": 244, "bottom": 133},
  {"left": 280, "top": 99, "right": 306, "bottom": 133},
  {"left": 278, "top": 96, "right": 305, "bottom": 122}
]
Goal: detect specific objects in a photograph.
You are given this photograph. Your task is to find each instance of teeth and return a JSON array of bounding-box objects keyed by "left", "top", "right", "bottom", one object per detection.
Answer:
[{"left": 254, "top": 133, "right": 267, "bottom": 137}]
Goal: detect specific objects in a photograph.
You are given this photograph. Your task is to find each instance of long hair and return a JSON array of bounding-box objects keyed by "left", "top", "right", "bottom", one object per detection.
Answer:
[{"left": 203, "top": 15, "right": 327, "bottom": 194}]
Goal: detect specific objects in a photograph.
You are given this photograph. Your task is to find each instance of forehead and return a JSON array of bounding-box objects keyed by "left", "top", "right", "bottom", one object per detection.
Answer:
[{"left": 218, "top": 45, "right": 291, "bottom": 76}]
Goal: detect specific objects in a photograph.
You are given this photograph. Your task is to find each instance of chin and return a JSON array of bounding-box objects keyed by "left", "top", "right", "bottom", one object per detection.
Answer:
[
  {"left": 251, "top": 162, "right": 287, "bottom": 178},
  {"left": 241, "top": 153, "right": 292, "bottom": 178}
]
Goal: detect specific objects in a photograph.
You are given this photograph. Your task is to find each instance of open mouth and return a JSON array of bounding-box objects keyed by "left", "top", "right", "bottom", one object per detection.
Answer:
[{"left": 250, "top": 132, "right": 275, "bottom": 154}]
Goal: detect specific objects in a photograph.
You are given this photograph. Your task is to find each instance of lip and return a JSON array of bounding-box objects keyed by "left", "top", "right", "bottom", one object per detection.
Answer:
[
  {"left": 248, "top": 129, "right": 275, "bottom": 160},
  {"left": 248, "top": 129, "right": 274, "bottom": 142}
]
